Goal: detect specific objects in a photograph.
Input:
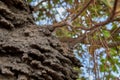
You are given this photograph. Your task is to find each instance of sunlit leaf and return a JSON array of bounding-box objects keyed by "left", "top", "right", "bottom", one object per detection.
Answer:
[
  {"left": 27, "top": 0, "right": 32, "bottom": 3},
  {"left": 101, "top": 0, "right": 113, "bottom": 8},
  {"left": 100, "top": 65, "right": 105, "bottom": 72},
  {"left": 109, "top": 48, "right": 117, "bottom": 56},
  {"left": 112, "top": 65, "right": 117, "bottom": 72},
  {"left": 102, "top": 30, "right": 111, "bottom": 38}
]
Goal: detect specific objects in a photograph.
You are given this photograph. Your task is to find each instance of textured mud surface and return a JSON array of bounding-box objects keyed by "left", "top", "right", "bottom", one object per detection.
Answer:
[{"left": 0, "top": 0, "right": 81, "bottom": 80}]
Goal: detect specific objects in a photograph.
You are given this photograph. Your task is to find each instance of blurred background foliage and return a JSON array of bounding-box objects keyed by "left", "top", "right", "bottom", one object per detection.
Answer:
[{"left": 27, "top": 0, "right": 120, "bottom": 80}]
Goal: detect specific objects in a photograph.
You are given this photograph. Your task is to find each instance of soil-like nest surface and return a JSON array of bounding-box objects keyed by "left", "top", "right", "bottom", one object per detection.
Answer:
[{"left": 0, "top": 0, "right": 81, "bottom": 80}]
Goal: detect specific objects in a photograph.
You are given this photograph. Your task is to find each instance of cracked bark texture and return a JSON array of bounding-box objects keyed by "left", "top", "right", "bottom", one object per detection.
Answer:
[{"left": 0, "top": 0, "right": 81, "bottom": 80}]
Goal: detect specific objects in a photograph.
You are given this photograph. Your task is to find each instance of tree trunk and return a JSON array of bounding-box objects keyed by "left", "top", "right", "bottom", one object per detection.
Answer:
[{"left": 0, "top": 0, "right": 81, "bottom": 80}]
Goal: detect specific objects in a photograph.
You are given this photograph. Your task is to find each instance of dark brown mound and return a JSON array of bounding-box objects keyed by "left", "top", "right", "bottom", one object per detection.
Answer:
[{"left": 0, "top": 0, "right": 81, "bottom": 80}]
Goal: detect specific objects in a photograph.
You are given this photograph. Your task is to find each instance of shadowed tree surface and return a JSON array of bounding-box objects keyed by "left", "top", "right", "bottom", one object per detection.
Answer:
[{"left": 0, "top": 0, "right": 81, "bottom": 80}]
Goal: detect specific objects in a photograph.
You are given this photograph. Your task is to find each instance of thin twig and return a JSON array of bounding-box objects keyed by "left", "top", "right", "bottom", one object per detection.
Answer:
[
  {"left": 33, "top": 0, "right": 48, "bottom": 12},
  {"left": 71, "top": 0, "right": 93, "bottom": 21}
]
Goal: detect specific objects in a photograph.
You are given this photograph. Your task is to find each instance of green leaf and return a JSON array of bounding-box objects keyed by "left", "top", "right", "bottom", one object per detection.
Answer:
[
  {"left": 100, "top": 65, "right": 105, "bottom": 72},
  {"left": 102, "top": 30, "right": 111, "bottom": 38},
  {"left": 109, "top": 48, "right": 117, "bottom": 56},
  {"left": 68, "top": 0, "right": 73, "bottom": 4},
  {"left": 101, "top": 0, "right": 113, "bottom": 8},
  {"left": 112, "top": 65, "right": 117, "bottom": 72},
  {"left": 27, "top": 0, "right": 32, "bottom": 3},
  {"left": 101, "top": 58, "right": 106, "bottom": 63}
]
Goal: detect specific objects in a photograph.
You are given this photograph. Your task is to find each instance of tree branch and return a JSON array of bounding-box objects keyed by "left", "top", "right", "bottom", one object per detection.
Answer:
[
  {"left": 32, "top": 0, "right": 48, "bottom": 12},
  {"left": 51, "top": 0, "right": 93, "bottom": 30},
  {"left": 71, "top": 0, "right": 93, "bottom": 21},
  {"left": 71, "top": 0, "right": 118, "bottom": 31},
  {"left": 59, "top": 36, "right": 120, "bottom": 48}
]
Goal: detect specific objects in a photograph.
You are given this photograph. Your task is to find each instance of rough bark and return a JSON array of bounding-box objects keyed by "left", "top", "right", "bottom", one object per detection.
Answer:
[{"left": 0, "top": 0, "right": 81, "bottom": 80}]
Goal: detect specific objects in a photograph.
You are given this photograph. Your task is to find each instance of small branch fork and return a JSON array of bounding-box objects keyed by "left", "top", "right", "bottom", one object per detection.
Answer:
[
  {"left": 66, "top": 0, "right": 119, "bottom": 31},
  {"left": 52, "top": 0, "right": 119, "bottom": 31},
  {"left": 52, "top": 0, "right": 94, "bottom": 30}
]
